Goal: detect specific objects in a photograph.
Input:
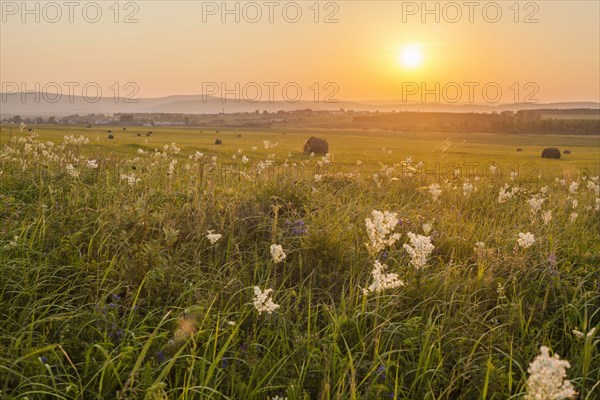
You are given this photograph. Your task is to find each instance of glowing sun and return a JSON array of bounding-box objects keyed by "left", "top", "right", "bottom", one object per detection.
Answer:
[{"left": 399, "top": 45, "right": 423, "bottom": 68}]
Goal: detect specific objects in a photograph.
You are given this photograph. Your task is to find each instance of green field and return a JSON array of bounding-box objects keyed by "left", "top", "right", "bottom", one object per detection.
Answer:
[{"left": 1, "top": 124, "right": 599, "bottom": 399}]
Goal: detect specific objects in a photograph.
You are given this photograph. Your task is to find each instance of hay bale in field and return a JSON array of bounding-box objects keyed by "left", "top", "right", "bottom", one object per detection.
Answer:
[
  {"left": 516, "top": 148, "right": 523, "bottom": 152},
  {"left": 122, "top": 128, "right": 127, "bottom": 131},
  {"left": 107, "top": 130, "right": 112, "bottom": 133},
  {"left": 563, "top": 150, "right": 571, "bottom": 154},
  {"left": 541, "top": 147, "right": 561, "bottom": 159},
  {"left": 215, "top": 138, "right": 222, "bottom": 145},
  {"left": 86, "top": 124, "right": 92, "bottom": 128},
  {"left": 108, "top": 134, "right": 114, "bottom": 139},
  {"left": 237, "top": 134, "right": 242, "bottom": 138},
  {"left": 303, "top": 136, "right": 329, "bottom": 154},
  {"left": 136, "top": 133, "right": 141, "bottom": 137}
]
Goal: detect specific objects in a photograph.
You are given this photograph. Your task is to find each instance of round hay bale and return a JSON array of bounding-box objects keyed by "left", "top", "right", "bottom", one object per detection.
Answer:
[
  {"left": 107, "top": 130, "right": 112, "bottom": 133},
  {"left": 108, "top": 134, "right": 114, "bottom": 139},
  {"left": 122, "top": 128, "right": 127, "bottom": 131},
  {"left": 237, "top": 134, "right": 242, "bottom": 138},
  {"left": 541, "top": 147, "right": 561, "bottom": 159},
  {"left": 136, "top": 133, "right": 141, "bottom": 137},
  {"left": 215, "top": 138, "right": 222, "bottom": 145},
  {"left": 86, "top": 125, "right": 92, "bottom": 128},
  {"left": 303, "top": 136, "right": 329, "bottom": 154},
  {"left": 563, "top": 150, "right": 571, "bottom": 154},
  {"left": 516, "top": 148, "right": 523, "bottom": 152}
]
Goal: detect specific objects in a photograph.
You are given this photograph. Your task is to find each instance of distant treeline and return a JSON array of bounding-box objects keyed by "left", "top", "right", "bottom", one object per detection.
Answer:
[{"left": 351, "top": 110, "right": 600, "bottom": 134}]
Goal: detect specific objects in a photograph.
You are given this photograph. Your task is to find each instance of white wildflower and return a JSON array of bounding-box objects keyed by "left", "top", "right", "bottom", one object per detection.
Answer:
[
  {"left": 429, "top": 183, "right": 442, "bottom": 202},
  {"left": 270, "top": 244, "right": 286, "bottom": 263},
  {"left": 569, "top": 212, "right": 578, "bottom": 222},
  {"left": 362, "top": 260, "right": 404, "bottom": 295},
  {"left": 314, "top": 174, "right": 322, "bottom": 183},
  {"left": 541, "top": 210, "right": 552, "bottom": 225},
  {"left": 252, "top": 287, "right": 280, "bottom": 315},
  {"left": 462, "top": 182, "right": 474, "bottom": 197},
  {"left": 167, "top": 159, "right": 177, "bottom": 176},
  {"left": 422, "top": 222, "right": 433, "bottom": 235},
  {"left": 571, "top": 330, "right": 584, "bottom": 339},
  {"left": 206, "top": 230, "right": 222, "bottom": 245},
  {"left": 586, "top": 179, "right": 599, "bottom": 195},
  {"left": 242, "top": 155, "right": 249, "bottom": 163},
  {"left": 570, "top": 198, "right": 578, "bottom": 208},
  {"left": 364, "top": 210, "right": 401, "bottom": 254},
  {"left": 510, "top": 172, "right": 518, "bottom": 181},
  {"left": 528, "top": 195, "right": 546, "bottom": 213},
  {"left": 525, "top": 346, "right": 576, "bottom": 400},
  {"left": 120, "top": 173, "right": 140, "bottom": 187},
  {"left": 517, "top": 232, "right": 535, "bottom": 249},
  {"left": 568, "top": 181, "right": 578, "bottom": 194},
  {"left": 403, "top": 232, "right": 435, "bottom": 269},
  {"left": 87, "top": 159, "right": 98, "bottom": 169},
  {"left": 66, "top": 164, "right": 79, "bottom": 178}
]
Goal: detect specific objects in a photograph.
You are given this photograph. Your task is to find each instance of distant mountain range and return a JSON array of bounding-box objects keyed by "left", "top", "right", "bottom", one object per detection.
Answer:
[{"left": 1, "top": 92, "right": 599, "bottom": 117}]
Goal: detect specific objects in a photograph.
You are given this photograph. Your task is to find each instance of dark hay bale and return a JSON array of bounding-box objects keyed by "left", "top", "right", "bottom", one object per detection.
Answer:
[
  {"left": 563, "top": 150, "right": 571, "bottom": 154},
  {"left": 86, "top": 125, "right": 92, "bottom": 128},
  {"left": 216, "top": 130, "right": 220, "bottom": 133},
  {"left": 122, "top": 128, "right": 127, "bottom": 131},
  {"left": 237, "top": 134, "right": 242, "bottom": 138},
  {"left": 136, "top": 133, "right": 141, "bottom": 137},
  {"left": 215, "top": 138, "right": 222, "bottom": 145},
  {"left": 541, "top": 147, "right": 561, "bottom": 159},
  {"left": 303, "top": 136, "right": 329, "bottom": 154},
  {"left": 145, "top": 133, "right": 151, "bottom": 137},
  {"left": 516, "top": 148, "right": 523, "bottom": 152},
  {"left": 108, "top": 134, "right": 114, "bottom": 139},
  {"left": 148, "top": 131, "right": 153, "bottom": 134},
  {"left": 107, "top": 130, "right": 112, "bottom": 133}
]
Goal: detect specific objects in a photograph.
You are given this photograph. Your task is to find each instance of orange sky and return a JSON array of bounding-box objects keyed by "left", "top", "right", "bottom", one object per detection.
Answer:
[{"left": 1, "top": 1, "right": 599, "bottom": 103}]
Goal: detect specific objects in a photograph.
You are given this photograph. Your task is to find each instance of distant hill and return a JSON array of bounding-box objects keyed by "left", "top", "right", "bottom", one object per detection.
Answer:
[{"left": 1, "top": 92, "right": 598, "bottom": 117}]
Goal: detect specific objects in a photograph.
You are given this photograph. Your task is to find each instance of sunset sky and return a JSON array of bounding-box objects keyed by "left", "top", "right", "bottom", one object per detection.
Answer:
[{"left": 1, "top": 1, "right": 599, "bottom": 103}]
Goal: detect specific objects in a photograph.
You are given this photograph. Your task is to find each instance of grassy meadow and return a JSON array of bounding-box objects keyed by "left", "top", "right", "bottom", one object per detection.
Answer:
[{"left": 0, "top": 124, "right": 599, "bottom": 399}]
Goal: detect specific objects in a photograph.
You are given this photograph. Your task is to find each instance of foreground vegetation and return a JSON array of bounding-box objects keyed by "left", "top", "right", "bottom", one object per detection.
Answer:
[{"left": 1, "top": 125, "right": 599, "bottom": 399}]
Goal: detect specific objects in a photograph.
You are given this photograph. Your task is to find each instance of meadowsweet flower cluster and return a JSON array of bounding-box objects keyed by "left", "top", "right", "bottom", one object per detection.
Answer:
[
  {"left": 572, "top": 327, "right": 596, "bottom": 339},
  {"left": 541, "top": 210, "right": 553, "bottom": 225},
  {"left": 528, "top": 195, "right": 546, "bottom": 214},
  {"left": 517, "top": 232, "right": 535, "bottom": 249},
  {"left": 252, "top": 287, "right": 280, "bottom": 314},
  {"left": 63, "top": 134, "right": 89, "bottom": 145},
  {"left": 525, "top": 346, "right": 576, "bottom": 400},
  {"left": 270, "top": 244, "right": 286, "bottom": 263},
  {"left": 428, "top": 183, "right": 442, "bottom": 202},
  {"left": 403, "top": 232, "right": 435, "bottom": 269},
  {"left": 206, "top": 230, "right": 222, "bottom": 245},
  {"left": 364, "top": 210, "right": 401, "bottom": 254},
  {"left": 120, "top": 173, "right": 140, "bottom": 187},
  {"left": 87, "top": 159, "right": 99, "bottom": 169},
  {"left": 462, "top": 182, "right": 474, "bottom": 197},
  {"left": 362, "top": 260, "right": 404, "bottom": 295},
  {"left": 498, "top": 184, "right": 522, "bottom": 203}
]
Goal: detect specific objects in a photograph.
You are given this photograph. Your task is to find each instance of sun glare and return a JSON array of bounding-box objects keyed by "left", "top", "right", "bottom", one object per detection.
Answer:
[{"left": 399, "top": 45, "right": 423, "bottom": 69}]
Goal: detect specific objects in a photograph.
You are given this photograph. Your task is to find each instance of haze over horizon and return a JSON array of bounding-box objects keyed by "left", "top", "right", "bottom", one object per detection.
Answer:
[{"left": 1, "top": 1, "right": 599, "bottom": 105}]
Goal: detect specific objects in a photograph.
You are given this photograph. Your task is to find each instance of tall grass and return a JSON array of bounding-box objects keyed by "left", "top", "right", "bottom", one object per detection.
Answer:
[{"left": 0, "top": 130, "right": 598, "bottom": 399}]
